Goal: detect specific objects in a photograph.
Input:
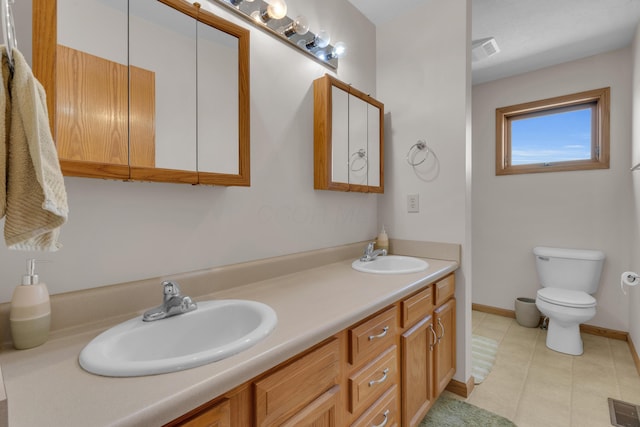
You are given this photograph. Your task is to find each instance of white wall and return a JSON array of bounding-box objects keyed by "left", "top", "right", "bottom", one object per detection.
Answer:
[
  {"left": 472, "top": 48, "right": 634, "bottom": 331},
  {"left": 629, "top": 24, "right": 640, "bottom": 349},
  {"left": 376, "top": 0, "right": 471, "bottom": 383},
  {"left": 0, "top": 0, "right": 379, "bottom": 303}
]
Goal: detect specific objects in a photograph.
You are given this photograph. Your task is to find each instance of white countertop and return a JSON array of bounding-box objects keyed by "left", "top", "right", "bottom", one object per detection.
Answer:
[{"left": 0, "top": 257, "right": 457, "bottom": 427}]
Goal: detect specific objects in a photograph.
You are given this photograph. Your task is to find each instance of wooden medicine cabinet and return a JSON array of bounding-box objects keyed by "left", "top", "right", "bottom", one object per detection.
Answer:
[
  {"left": 33, "top": 0, "right": 250, "bottom": 186},
  {"left": 313, "top": 74, "right": 384, "bottom": 193}
]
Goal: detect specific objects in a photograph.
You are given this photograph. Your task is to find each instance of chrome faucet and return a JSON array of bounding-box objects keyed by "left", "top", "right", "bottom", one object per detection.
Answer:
[
  {"left": 360, "top": 242, "right": 387, "bottom": 262},
  {"left": 142, "top": 281, "right": 197, "bottom": 322}
]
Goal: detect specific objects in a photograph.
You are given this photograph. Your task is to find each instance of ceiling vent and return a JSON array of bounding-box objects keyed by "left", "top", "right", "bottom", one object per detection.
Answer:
[{"left": 472, "top": 37, "right": 500, "bottom": 62}]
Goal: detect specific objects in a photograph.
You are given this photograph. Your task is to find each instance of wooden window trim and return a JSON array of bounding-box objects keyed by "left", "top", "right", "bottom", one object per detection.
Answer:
[{"left": 495, "top": 87, "right": 610, "bottom": 175}]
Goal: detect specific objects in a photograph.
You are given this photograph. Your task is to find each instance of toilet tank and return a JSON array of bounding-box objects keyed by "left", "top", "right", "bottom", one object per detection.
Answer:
[{"left": 534, "top": 246, "right": 605, "bottom": 293}]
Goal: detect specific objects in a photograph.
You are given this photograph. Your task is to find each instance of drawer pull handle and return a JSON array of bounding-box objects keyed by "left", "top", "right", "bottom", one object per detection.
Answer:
[
  {"left": 368, "top": 326, "right": 389, "bottom": 341},
  {"left": 437, "top": 318, "right": 445, "bottom": 342},
  {"left": 368, "top": 368, "right": 389, "bottom": 387},
  {"left": 372, "top": 409, "right": 390, "bottom": 427},
  {"left": 429, "top": 324, "right": 438, "bottom": 351}
]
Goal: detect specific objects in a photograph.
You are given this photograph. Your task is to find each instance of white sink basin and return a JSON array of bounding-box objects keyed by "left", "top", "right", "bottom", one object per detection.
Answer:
[
  {"left": 79, "top": 299, "right": 277, "bottom": 377},
  {"left": 352, "top": 255, "right": 429, "bottom": 274}
]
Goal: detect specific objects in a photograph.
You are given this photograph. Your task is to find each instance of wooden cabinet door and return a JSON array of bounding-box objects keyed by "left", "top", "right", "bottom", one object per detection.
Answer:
[
  {"left": 401, "top": 315, "right": 435, "bottom": 427},
  {"left": 434, "top": 299, "right": 456, "bottom": 396}
]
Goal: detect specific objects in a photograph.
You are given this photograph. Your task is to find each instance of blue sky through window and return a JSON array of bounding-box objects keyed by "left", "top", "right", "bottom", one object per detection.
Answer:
[{"left": 511, "top": 108, "right": 592, "bottom": 165}]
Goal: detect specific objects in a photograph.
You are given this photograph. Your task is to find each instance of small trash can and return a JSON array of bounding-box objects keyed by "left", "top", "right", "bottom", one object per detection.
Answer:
[{"left": 514, "top": 297, "right": 541, "bottom": 328}]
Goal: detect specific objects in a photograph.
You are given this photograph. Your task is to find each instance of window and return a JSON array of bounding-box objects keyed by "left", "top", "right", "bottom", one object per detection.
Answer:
[{"left": 495, "top": 87, "right": 610, "bottom": 175}]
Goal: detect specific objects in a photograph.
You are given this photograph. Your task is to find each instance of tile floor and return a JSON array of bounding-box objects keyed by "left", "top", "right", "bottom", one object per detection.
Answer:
[{"left": 454, "top": 311, "right": 640, "bottom": 427}]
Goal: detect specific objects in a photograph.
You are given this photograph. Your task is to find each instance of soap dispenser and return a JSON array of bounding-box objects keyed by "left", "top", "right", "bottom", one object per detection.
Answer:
[
  {"left": 10, "top": 259, "right": 51, "bottom": 350},
  {"left": 376, "top": 225, "right": 389, "bottom": 252}
]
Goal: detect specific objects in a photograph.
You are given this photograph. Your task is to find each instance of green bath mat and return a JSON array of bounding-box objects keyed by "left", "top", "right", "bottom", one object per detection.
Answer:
[{"left": 420, "top": 394, "right": 517, "bottom": 427}]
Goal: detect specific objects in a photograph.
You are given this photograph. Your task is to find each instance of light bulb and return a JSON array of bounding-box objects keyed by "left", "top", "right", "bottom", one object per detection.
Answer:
[
  {"left": 329, "top": 41, "right": 347, "bottom": 59},
  {"left": 306, "top": 30, "right": 330, "bottom": 50},
  {"left": 253, "top": 0, "right": 287, "bottom": 24},
  {"left": 266, "top": 0, "right": 287, "bottom": 19},
  {"left": 283, "top": 15, "right": 309, "bottom": 37}
]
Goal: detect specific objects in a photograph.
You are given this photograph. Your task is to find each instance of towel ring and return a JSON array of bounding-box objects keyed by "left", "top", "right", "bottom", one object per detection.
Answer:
[
  {"left": 350, "top": 149, "right": 368, "bottom": 172},
  {"left": 406, "top": 140, "right": 430, "bottom": 167}
]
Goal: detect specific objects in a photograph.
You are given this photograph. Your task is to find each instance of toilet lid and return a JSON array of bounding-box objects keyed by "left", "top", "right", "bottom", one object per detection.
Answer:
[{"left": 537, "top": 287, "right": 596, "bottom": 308}]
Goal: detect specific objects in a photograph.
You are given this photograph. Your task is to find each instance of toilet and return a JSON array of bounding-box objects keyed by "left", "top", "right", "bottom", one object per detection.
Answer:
[{"left": 533, "top": 246, "right": 605, "bottom": 356}]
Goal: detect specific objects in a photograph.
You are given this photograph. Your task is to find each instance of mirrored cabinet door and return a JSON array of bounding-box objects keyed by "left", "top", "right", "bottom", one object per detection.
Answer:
[
  {"left": 197, "top": 21, "right": 238, "bottom": 175},
  {"left": 314, "top": 74, "right": 384, "bottom": 193},
  {"left": 196, "top": 11, "right": 250, "bottom": 186},
  {"left": 129, "top": 0, "right": 198, "bottom": 183},
  {"left": 348, "top": 94, "right": 368, "bottom": 189},
  {"left": 53, "top": 0, "right": 129, "bottom": 179},
  {"left": 367, "top": 102, "right": 382, "bottom": 192},
  {"left": 331, "top": 85, "right": 349, "bottom": 186}
]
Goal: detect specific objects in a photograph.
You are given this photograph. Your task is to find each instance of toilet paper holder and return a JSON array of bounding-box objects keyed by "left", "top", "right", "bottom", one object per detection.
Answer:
[{"left": 621, "top": 271, "right": 640, "bottom": 295}]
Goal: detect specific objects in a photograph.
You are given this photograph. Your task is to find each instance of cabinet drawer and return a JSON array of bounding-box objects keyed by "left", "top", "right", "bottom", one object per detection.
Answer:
[
  {"left": 348, "top": 346, "right": 398, "bottom": 414},
  {"left": 254, "top": 338, "right": 340, "bottom": 426},
  {"left": 401, "top": 286, "right": 434, "bottom": 328},
  {"left": 349, "top": 307, "right": 397, "bottom": 366},
  {"left": 350, "top": 385, "right": 399, "bottom": 427},
  {"left": 281, "top": 385, "right": 341, "bottom": 427},
  {"left": 434, "top": 274, "right": 455, "bottom": 306}
]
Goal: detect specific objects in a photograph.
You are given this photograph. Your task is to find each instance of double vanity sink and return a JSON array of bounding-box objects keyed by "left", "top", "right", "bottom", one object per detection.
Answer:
[
  {"left": 0, "top": 243, "right": 458, "bottom": 427},
  {"left": 79, "top": 255, "right": 429, "bottom": 378}
]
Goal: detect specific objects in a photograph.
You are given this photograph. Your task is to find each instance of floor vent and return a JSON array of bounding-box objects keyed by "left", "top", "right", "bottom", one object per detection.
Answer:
[{"left": 609, "top": 398, "right": 640, "bottom": 427}]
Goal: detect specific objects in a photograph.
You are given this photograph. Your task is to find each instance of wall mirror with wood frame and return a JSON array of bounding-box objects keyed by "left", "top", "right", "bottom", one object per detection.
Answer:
[
  {"left": 313, "top": 74, "right": 384, "bottom": 193},
  {"left": 33, "top": 0, "right": 250, "bottom": 186}
]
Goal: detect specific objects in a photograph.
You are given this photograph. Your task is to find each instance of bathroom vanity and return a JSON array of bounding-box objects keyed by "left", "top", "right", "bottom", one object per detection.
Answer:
[{"left": 0, "top": 241, "right": 459, "bottom": 426}]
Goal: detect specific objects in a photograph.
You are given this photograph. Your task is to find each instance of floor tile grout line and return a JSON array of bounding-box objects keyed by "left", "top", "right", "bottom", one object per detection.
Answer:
[
  {"left": 512, "top": 319, "right": 539, "bottom": 424},
  {"left": 609, "top": 337, "right": 624, "bottom": 402}
]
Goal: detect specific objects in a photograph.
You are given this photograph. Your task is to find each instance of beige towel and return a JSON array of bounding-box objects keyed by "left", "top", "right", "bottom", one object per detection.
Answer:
[
  {"left": 2, "top": 47, "right": 68, "bottom": 251},
  {"left": 0, "top": 49, "right": 7, "bottom": 219}
]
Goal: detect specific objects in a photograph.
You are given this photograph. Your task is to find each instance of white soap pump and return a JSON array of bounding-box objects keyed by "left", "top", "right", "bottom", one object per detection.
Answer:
[
  {"left": 376, "top": 225, "right": 389, "bottom": 252},
  {"left": 9, "top": 259, "right": 51, "bottom": 350}
]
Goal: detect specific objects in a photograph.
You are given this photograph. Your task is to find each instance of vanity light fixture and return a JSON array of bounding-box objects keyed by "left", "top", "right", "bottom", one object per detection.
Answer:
[
  {"left": 282, "top": 15, "right": 309, "bottom": 37},
  {"left": 211, "top": 0, "right": 344, "bottom": 69},
  {"left": 228, "top": 0, "right": 253, "bottom": 7}
]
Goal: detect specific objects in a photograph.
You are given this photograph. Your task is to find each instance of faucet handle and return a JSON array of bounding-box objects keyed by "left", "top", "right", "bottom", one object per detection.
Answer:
[
  {"left": 364, "top": 242, "right": 375, "bottom": 254},
  {"left": 162, "top": 281, "right": 181, "bottom": 297}
]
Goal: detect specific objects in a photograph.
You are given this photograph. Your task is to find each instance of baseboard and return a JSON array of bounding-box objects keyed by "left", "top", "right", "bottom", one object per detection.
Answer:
[
  {"left": 472, "top": 303, "right": 515, "bottom": 318},
  {"left": 629, "top": 337, "right": 640, "bottom": 376},
  {"left": 473, "top": 303, "right": 628, "bottom": 341},
  {"left": 446, "top": 376, "right": 474, "bottom": 398},
  {"left": 579, "top": 324, "right": 628, "bottom": 341}
]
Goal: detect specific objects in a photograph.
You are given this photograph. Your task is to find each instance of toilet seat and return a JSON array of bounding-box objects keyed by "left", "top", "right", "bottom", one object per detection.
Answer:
[{"left": 537, "top": 287, "right": 596, "bottom": 308}]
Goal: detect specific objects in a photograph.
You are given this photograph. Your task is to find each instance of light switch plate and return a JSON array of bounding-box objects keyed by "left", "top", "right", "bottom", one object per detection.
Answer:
[{"left": 407, "top": 194, "right": 419, "bottom": 213}]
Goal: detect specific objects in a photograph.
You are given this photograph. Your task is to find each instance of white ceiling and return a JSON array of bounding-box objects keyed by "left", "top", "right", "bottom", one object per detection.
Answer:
[{"left": 347, "top": 0, "right": 640, "bottom": 84}]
